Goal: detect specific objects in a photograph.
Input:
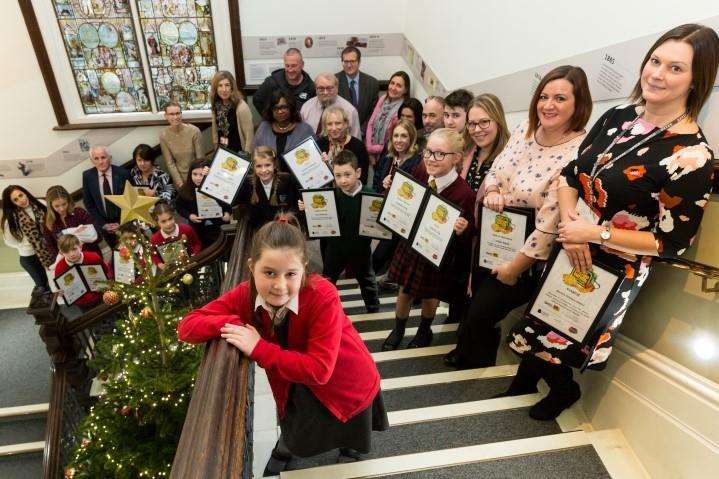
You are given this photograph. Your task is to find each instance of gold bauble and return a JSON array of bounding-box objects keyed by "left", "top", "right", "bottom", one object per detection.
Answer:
[
  {"left": 103, "top": 290, "right": 120, "bottom": 305},
  {"left": 181, "top": 273, "right": 194, "bottom": 285},
  {"left": 140, "top": 306, "right": 153, "bottom": 318}
]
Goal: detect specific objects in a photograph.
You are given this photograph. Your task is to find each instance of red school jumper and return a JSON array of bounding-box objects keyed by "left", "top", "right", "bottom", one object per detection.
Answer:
[
  {"left": 150, "top": 223, "right": 202, "bottom": 265},
  {"left": 178, "top": 275, "right": 381, "bottom": 422},
  {"left": 54, "top": 251, "right": 112, "bottom": 307}
]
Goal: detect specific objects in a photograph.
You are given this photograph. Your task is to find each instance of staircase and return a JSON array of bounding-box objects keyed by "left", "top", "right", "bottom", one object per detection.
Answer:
[{"left": 252, "top": 279, "right": 650, "bottom": 478}]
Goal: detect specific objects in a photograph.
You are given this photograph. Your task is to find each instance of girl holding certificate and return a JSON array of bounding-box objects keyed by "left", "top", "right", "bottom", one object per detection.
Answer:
[
  {"left": 178, "top": 215, "right": 388, "bottom": 474},
  {"left": 504, "top": 24, "right": 718, "bottom": 420},
  {"left": 445, "top": 65, "right": 593, "bottom": 370},
  {"left": 45, "top": 185, "right": 102, "bottom": 257},
  {"left": 382, "top": 128, "right": 475, "bottom": 350}
]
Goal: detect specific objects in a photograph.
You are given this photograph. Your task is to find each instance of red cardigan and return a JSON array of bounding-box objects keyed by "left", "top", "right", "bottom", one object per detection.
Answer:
[
  {"left": 178, "top": 275, "right": 381, "bottom": 422},
  {"left": 54, "top": 252, "right": 111, "bottom": 306},
  {"left": 150, "top": 223, "right": 202, "bottom": 265}
]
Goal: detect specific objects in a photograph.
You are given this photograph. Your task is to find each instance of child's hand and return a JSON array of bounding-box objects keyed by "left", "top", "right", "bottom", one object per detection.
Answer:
[
  {"left": 297, "top": 200, "right": 305, "bottom": 211},
  {"left": 222, "top": 212, "right": 231, "bottom": 223},
  {"left": 453, "top": 217, "right": 469, "bottom": 235},
  {"left": 202, "top": 166, "right": 210, "bottom": 175},
  {"left": 157, "top": 262, "right": 167, "bottom": 270},
  {"left": 189, "top": 214, "right": 202, "bottom": 223},
  {"left": 221, "top": 323, "right": 261, "bottom": 356},
  {"left": 382, "top": 175, "right": 392, "bottom": 190},
  {"left": 321, "top": 152, "right": 330, "bottom": 163}
]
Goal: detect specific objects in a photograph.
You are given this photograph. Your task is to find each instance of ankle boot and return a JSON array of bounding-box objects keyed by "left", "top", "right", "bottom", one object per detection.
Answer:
[
  {"left": 407, "top": 316, "right": 434, "bottom": 348},
  {"left": 492, "top": 357, "right": 540, "bottom": 398},
  {"left": 263, "top": 441, "right": 293, "bottom": 476},
  {"left": 529, "top": 363, "right": 581, "bottom": 421},
  {"left": 381, "top": 317, "right": 407, "bottom": 351}
]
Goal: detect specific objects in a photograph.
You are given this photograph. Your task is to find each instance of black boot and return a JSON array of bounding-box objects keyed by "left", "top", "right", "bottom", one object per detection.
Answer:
[
  {"left": 492, "top": 357, "right": 540, "bottom": 398},
  {"left": 407, "top": 316, "right": 434, "bottom": 348},
  {"left": 381, "top": 317, "right": 408, "bottom": 351},
  {"left": 443, "top": 348, "right": 471, "bottom": 370},
  {"left": 337, "top": 447, "right": 362, "bottom": 463},
  {"left": 529, "top": 362, "right": 581, "bottom": 421},
  {"left": 263, "top": 441, "right": 293, "bottom": 476}
]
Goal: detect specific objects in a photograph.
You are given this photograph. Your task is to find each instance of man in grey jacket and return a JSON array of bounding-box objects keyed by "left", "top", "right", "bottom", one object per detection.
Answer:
[{"left": 253, "top": 48, "right": 316, "bottom": 115}]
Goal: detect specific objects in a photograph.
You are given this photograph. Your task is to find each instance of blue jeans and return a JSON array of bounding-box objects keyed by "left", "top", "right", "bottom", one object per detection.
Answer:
[{"left": 19, "top": 254, "right": 49, "bottom": 289}]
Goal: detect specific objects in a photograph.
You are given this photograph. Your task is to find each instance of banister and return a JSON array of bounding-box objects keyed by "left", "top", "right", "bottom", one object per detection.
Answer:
[{"left": 655, "top": 256, "right": 719, "bottom": 293}]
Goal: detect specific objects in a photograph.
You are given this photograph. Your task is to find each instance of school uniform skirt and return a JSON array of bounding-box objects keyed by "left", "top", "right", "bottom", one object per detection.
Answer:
[
  {"left": 280, "top": 384, "right": 389, "bottom": 457},
  {"left": 387, "top": 240, "right": 456, "bottom": 300}
]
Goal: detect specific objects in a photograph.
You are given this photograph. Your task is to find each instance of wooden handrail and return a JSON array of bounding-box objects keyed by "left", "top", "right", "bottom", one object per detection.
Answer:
[{"left": 171, "top": 217, "right": 254, "bottom": 478}]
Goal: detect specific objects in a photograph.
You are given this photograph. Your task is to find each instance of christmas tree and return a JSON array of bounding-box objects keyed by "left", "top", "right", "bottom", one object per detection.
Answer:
[{"left": 64, "top": 228, "right": 204, "bottom": 479}]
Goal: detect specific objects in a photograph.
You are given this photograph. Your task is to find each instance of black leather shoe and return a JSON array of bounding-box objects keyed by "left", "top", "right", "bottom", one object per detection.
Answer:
[
  {"left": 443, "top": 348, "right": 467, "bottom": 369},
  {"left": 366, "top": 304, "right": 380, "bottom": 314},
  {"left": 529, "top": 381, "right": 581, "bottom": 421},
  {"left": 406, "top": 327, "right": 433, "bottom": 348},
  {"left": 491, "top": 385, "right": 538, "bottom": 399},
  {"left": 337, "top": 447, "right": 362, "bottom": 463},
  {"left": 381, "top": 326, "right": 405, "bottom": 351},
  {"left": 263, "top": 444, "right": 293, "bottom": 476}
]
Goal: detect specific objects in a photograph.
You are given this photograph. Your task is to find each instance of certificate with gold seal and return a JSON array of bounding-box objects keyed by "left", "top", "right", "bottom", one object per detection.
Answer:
[
  {"left": 359, "top": 193, "right": 392, "bottom": 240},
  {"left": 377, "top": 169, "right": 428, "bottom": 240},
  {"left": 409, "top": 192, "right": 462, "bottom": 268},
  {"left": 79, "top": 264, "right": 109, "bottom": 292},
  {"left": 283, "top": 137, "right": 333, "bottom": 189},
  {"left": 53, "top": 266, "right": 89, "bottom": 306},
  {"left": 301, "top": 188, "right": 341, "bottom": 238},
  {"left": 199, "top": 146, "right": 251, "bottom": 205},
  {"left": 477, "top": 206, "right": 533, "bottom": 271},
  {"left": 526, "top": 248, "right": 624, "bottom": 345}
]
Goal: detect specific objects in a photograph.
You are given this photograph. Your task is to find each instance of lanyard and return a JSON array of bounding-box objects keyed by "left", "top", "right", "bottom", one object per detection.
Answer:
[{"left": 589, "top": 110, "right": 688, "bottom": 181}]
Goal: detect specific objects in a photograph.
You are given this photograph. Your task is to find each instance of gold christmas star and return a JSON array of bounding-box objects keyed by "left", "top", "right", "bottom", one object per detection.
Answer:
[{"left": 105, "top": 181, "right": 160, "bottom": 226}]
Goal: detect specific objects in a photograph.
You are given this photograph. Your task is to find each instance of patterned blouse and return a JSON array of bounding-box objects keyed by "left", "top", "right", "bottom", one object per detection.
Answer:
[
  {"left": 483, "top": 120, "right": 585, "bottom": 260},
  {"left": 130, "top": 166, "right": 176, "bottom": 203},
  {"left": 464, "top": 146, "right": 494, "bottom": 192}
]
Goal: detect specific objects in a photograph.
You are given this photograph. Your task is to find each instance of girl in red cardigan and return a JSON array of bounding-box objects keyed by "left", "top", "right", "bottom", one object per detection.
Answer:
[
  {"left": 150, "top": 201, "right": 202, "bottom": 269},
  {"left": 178, "top": 214, "right": 387, "bottom": 475}
]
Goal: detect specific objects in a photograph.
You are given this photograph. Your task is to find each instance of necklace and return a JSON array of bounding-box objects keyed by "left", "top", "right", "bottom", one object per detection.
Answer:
[
  {"left": 536, "top": 126, "right": 575, "bottom": 147},
  {"left": 273, "top": 121, "right": 293, "bottom": 133}
]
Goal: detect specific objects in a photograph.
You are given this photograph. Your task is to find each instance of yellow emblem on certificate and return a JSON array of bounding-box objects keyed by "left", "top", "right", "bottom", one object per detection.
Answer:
[
  {"left": 369, "top": 199, "right": 382, "bottom": 212},
  {"left": 491, "top": 212, "right": 514, "bottom": 234},
  {"left": 221, "top": 156, "right": 239, "bottom": 171},
  {"left": 87, "top": 266, "right": 98, "bottom": 275},
  {"left": 431, "top": 204, "right": 448, "bottom": 224},
  {"left": 295, "top": 149, "right": 310, "bottom": 165},
  {"left": 64, "top": 273, "right": 75, "bottom": 286},
  {"left": 311, "top": 194, "right": 327, "bottom": 209},
  {"left": 562, "top": 268, "right": 599, "bottom": 293},
  {"left": 397, "top": 181, "right": 414, "bottom": 200}
]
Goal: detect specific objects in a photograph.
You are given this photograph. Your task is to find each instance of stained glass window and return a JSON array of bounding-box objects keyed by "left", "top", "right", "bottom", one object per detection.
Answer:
[
  {"left": 136, "top": 0, "right": 218, "bottom": 111},
  {"left": 52, "top": 0, "right": 151, "bottom": 114}
]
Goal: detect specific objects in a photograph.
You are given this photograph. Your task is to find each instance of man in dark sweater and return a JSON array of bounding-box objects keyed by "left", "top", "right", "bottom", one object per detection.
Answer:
[
  {"left": 252, "top": 48, "right": 316, "bottom": 115},
  {"left": 322, "top": 150, "right": 380, "bottom": 313}
]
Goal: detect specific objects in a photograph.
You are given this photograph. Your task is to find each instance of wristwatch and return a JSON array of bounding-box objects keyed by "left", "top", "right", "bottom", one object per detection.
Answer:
[{"left": 599, "top": 223, "right": 612, "bottom": 244}]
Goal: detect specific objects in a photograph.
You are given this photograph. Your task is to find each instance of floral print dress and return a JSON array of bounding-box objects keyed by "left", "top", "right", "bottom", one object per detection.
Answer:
[{"left": 508, "top": 104, "right": 714, "bottom": 370}]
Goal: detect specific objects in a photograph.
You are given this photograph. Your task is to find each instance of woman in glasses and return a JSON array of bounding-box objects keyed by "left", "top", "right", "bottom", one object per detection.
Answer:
[
  {"left": 463, "top": 94, "right": 511, "bottom": 192},
  {"left": 445, "top": 65, "right": 592, "bottom": 371}
]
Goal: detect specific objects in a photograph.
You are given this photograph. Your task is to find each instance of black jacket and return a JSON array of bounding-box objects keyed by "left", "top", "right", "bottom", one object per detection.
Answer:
[
  {"left": 252, "top": 69, "right": 316, "bottom": 115},
  {"left": 336, "top": 71, "right": 379, "bottom": 133}
]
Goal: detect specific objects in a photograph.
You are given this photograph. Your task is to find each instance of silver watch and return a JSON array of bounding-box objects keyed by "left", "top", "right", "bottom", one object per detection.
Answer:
[{"left": 599, "top": 224, "right": 611, "bottom": 243}]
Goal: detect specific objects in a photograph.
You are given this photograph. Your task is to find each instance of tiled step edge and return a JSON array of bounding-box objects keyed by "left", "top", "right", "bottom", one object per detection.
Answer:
[
  {"left": 0, "top": 441, "right": 45, "bottom": 457},
  {"left": 0, "top": 403, "right": 49, "bottom": 419}
]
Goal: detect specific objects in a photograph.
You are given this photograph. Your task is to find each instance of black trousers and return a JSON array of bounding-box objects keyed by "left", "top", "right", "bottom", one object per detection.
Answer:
[
  {"left": 456, "top": 270, "right": 538, "bottom": 367},
  {"left": 19, "top": 254, "right": 49, "bottom": 289},
  {"left": 371, "top": 236, "right": 399, "bottom": 276},
  {"left": 324, "top": 252, "right": 379, "bottom": 308}
]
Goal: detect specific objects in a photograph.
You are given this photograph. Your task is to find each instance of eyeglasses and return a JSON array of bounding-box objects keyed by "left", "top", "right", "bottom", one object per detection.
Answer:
[
  {"left": 342, "top": 59, "right": 358, "bottom": 64},
  {"left": 316, "top": 86, "right": 335, "bottom": 93},
  {"left": 467, "top": 119, "right": 493, "bottom": 130},
  {"left": 422, "top": 149, "right": 457, "bottom": 161},
  {"left": 272, "top": 105, "right": 290, "bottom": 111}
]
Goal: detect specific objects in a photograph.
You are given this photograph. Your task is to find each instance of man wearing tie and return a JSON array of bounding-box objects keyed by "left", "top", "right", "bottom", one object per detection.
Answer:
[
  {"left": 336, "top": 46, "right": 379, "bottom": 138},
  {"left": 300, "top": 73, "right": 361, "bottom": 138},
  {"left": 82, "top": 146, "right": 130, "bottom": 248}
]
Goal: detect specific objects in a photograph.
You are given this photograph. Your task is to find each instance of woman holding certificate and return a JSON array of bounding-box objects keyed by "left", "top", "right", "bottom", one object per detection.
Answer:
[
  {"left": 445, "top": 66, "right": 593, "bottom": 369},
  {"left": 504, "top": 24, "right": 718, "bottom": 421}
]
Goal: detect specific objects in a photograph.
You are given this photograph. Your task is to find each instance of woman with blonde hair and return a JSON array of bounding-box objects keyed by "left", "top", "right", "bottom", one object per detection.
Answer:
[
  {"left": 210, "top": 70, "right": 254, "bottom": 153},
  {"left": 45, "top": 185, "right": 102, "bottom": 256},
  {"left": 316, "top": 106, "right": 370, "bottom": 184},
  {"left": 463, "top": 94, "right": 511, "bottom": 191}
]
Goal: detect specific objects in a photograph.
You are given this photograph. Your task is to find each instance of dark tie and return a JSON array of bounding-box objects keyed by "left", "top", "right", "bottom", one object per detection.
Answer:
[
  {"left": 429, "top": 178, "right": 438, "bottom": 192},
  {"left": 349, "top": 79, "right": 358, "bottom": 107},
  {"left": 102, "top": 173, "right": 118, "bottom": 219},
  {"left": 316, "top": 107, "right": 325, "bottom": 136}
]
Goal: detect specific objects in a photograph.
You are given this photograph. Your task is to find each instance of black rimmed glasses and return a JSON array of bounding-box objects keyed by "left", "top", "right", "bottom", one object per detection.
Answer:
[
  {"left": 272, "top": 105, "right": 290, "bottom": 112},
  {"left": 467, "top": 119, "right": 493, "bottom": 130},
  {"left": 422, "top": 149, "right": 457, "bottom": 161}
]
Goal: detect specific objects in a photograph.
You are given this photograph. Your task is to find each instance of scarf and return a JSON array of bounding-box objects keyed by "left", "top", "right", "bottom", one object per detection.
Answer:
[
  {"left": 17, "top": 204, "right": 57, "bottom": 267},
  {"left": 371, "top": 96, "right": 403, "bottom": 145},
  {"left": 215, "top": 100, "right": 233, "bottom": 137}
]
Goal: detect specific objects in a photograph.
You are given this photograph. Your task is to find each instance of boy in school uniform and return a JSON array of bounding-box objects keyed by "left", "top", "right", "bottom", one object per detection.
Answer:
[
  {"left": 300, "top": 150, "right": 380, "bottom": 313},
  {"left": 54, "top": 233, "right": 112, "bottom": 309}
]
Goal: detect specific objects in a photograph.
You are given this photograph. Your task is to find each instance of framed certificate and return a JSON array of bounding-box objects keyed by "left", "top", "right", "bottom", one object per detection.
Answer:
[
  {"left": 359, "top": 193, "right": 393, "bottom": 240},
  {"left": 79, "top": 264, "right": 109, "bottom": 292},
  {"left": 525, "top": 248, "right": 624, "bottom": 346},
  {"left": 301, "top": 189, "right": 341, "bottom": 238},
  {"left": 199, "top": 146, "right": 251, "bottom": 205},
  {"left": 477, "top": 207, "right": 534, "bottom": 271},
  {"left": 196, "top": 191, "right": 223, "bottom": 219},
  {"left": 283, "top": 137, "right": 334, "bottom": 189},
  {"left": 157, "top": 240, "right": 186, "bottom": 265},
  {"left": 113, "top": 250, "right": 135, "bottom": 285},
  {"left": 409, "top": 192, "right": 462, "bottom": 268},
  {"left": 377, "top": 169, "right": 428, "bottom": 240},
  {"left": 53, "top": 266, "right": 89, "bottom": 306}
]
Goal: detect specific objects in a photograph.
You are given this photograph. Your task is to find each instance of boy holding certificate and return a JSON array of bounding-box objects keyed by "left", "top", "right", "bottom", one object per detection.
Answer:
[
  {"left": 382, "top": 129, "right": 475, "bottom": 350},
  {"left": 299, "top": 151, "right": 380, "bottom": 313},
  {"left": 54, "top": 234, "right": 111, "bottom": 308}
]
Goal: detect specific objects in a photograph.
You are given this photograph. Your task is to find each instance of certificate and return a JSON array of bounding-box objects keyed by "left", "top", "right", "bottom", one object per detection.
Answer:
[
  {"left": 62, "top": 224, "right": 98, "bottom": 244},
  {"left": 283, "top": 137, "right": 333, "bottom": 189},
  {"left": 410, "top": 193, "right": 462, "bottom": 268},
  {"left": 477, "top": 207, "right": 533, "bottom": 271},
  {"left": 526, "top": 248, "right": 624, "bottom": 346},
  {"left": 377, "top": 169, "right": 428, "bottom": 240},
  {"left": 358, "top": 193, "right": 392, "bottom": 240},
  {"left": 301, "top": 189, "right": 341, "bottom": 238},
  {"left": 54, "top": 266, "right": 88, "bottom": 306},
  {"left": 157, "top": 240, "right": 186, "bottom": 265},
  {"left": 199, "top": 146, "right": 251, "bottom": 205},
  {"left": 113, "top": 249, "right": 135, "bottom": 285},
  {"left": 79, "top": 264, "right": 109, "bottom": 292},
  {"left": 196, "top": 191, "right": 223, "bottom": 219}
]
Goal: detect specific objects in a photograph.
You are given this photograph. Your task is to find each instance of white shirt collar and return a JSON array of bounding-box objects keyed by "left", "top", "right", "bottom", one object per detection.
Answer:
[
  {"left": 261, "top": 178, "right": 273, "bottom": 198},
  {"left": 254, "top": 293, "right": 299, "bottom": 315},
  {"left": 341, "top": 180, "right": 363, "bottom": 197},
  {"left": 429, "top": 169, "right": 458, "bottom": 193},
  {"left": 160, "top": 224, "right": 180, "bottom": 239}
]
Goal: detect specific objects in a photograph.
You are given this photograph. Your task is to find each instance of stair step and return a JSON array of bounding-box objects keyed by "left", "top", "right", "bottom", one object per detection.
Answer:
[
  {"left": 363, "top": 330, "right": 457, "bottom": 354},
  {"left": 0, "top": 451, "right": 44, "bottom": 479},
  {"left": 0, "top": 415, "right": 46, "bottom": 448},
  {"left": 0, "top": 441, "right": 44, "bottom": 457},
  {"left": 383, "top": 376, "right": 513, "bottom": 411},
  {"left": 373, "top": 346, "right": 455, "bottom": 378},
  {"left": 0, "top": 404, "right": 49, "bottom": 419},
  {"left": 350, "top": 309, "right": 450, "bottom": 332}
]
